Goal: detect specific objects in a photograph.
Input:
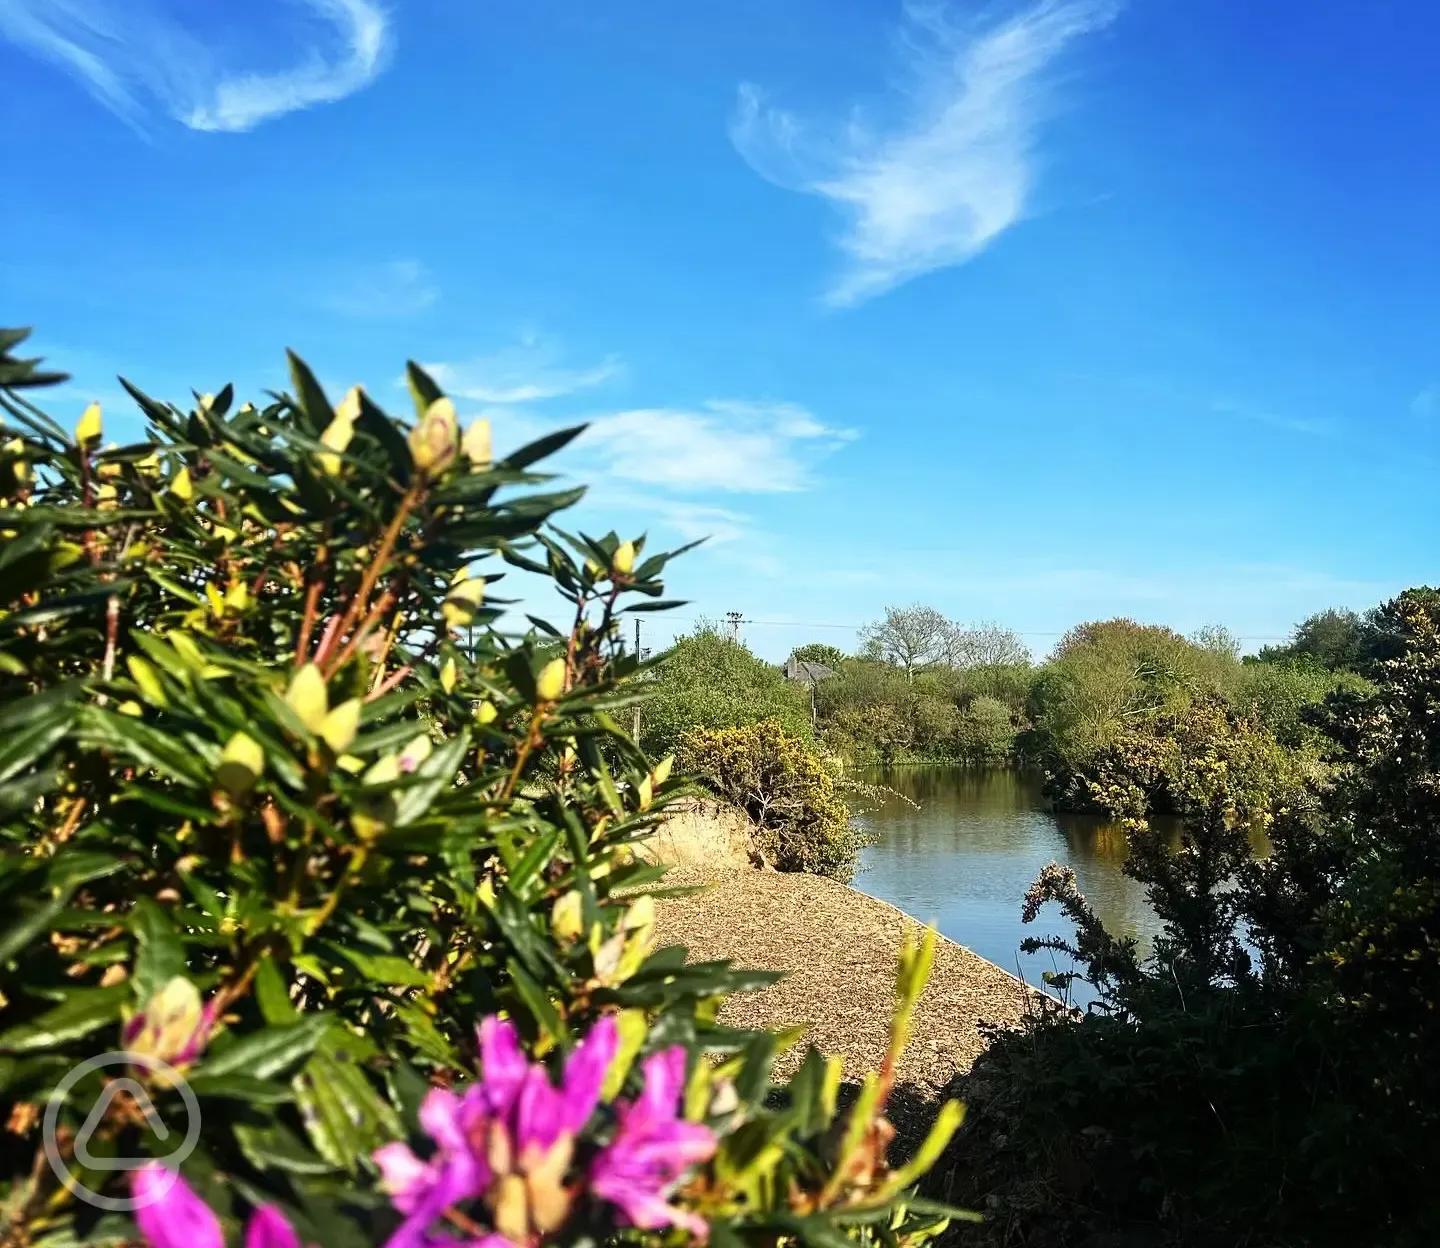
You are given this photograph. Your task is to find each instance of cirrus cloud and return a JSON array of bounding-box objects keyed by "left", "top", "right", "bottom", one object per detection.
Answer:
[
  {"left": 0, "top": 0, "right": 390, "bottom": 132},
  {"left": 731, "top": 0, "right": 1119, "bottom": 305}
]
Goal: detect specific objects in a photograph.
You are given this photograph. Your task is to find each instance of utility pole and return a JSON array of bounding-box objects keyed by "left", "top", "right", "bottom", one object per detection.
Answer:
[
  {"left": 725, "top": 611, "right": 743, "bottom": 643},
  {"left": 632, "top": 618, "right": 642, "bottom": 743}
]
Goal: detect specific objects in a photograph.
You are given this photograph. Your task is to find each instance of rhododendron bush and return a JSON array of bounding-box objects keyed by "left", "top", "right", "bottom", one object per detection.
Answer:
[{"left": 0, "top": 330, "right": 967, "bottom": 1248}]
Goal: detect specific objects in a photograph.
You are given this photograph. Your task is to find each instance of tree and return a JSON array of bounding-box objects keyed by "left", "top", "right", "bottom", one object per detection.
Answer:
[
  {"left": 1189, "top": 623, "right": 1242, "bottom": 660},
  {"left": 789, "top": 642, "right": 848, "bottom": 670},
  {"left": 859, "top": 604, "right": 951, "bottom": 680},
  {"left": 1258, "top": 607, "right": 1365, "bottom": 670},
  {"left": 642, "top": 625, "right": 812, "bottom": 753},
  {"left": 943, "top": 623, "right": 1031, "bottom": 669}
]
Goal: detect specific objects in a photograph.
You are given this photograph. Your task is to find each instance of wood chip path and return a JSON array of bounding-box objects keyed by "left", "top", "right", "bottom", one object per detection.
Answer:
[{"left": 653, "top": 868, "right": 1043, "bottom": 1100}]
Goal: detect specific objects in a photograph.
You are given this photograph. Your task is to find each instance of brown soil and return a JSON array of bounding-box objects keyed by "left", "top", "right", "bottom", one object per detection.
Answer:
[{"left": 653, "top": 867, "right": 1043, "bottom": 1102}]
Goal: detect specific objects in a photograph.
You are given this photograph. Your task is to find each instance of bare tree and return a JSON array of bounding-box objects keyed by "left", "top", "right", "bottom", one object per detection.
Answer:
[
  {"left": 858, "top": 605, "right": 952, "bottom": 680},
  {"left": 944, "top": 622, "right": 1032, "bottom": 668}
]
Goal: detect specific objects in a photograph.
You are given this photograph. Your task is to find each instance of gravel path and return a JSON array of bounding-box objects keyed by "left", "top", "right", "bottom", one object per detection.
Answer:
[{"left": 653, "top": 867, "right": 1043, "bottom": 1099}]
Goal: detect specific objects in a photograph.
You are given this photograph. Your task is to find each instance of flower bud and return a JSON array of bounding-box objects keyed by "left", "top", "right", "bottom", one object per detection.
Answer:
[
  {"left": 285, "top": 664, "right": 329, "bottom": 733},
  {"left": 442, "top": 574, "right": 486, "bottom": 631},
  {"left": 535, "top": 658, "right": 567, "bottom": 703},
  {"left": 462, "top": 417, "right": 492, "bottom": 470},
  {"left": 407, "top": 397, "right": 459, "bottom": 478},
  {"left": 612, "top": 540, "right": 636, "bottom": 577},
  {"left": 75, "top": 402, "right": 102, "bottom": 447},
  {"left": 217, "top": 732, "right": 265, "bottom": 796},
  {"left": 440, "top": 657, "right": 458, "bottom": 694},
  {"left": 398, "top": 733, "right": 433, "bottom": 774},
  {"left": 169, "top": 466, "right": 194, "bottom": 501},
  {"left": 653, "top": 755, "right": 674, "bottom": 785},
  {"left": 550, "top": 890, "right": 584, "bottom": 943},
  {"left": 475, "top": 699, "right": 499, "bottom": 725},
  {"left": 123, "top": 977, "right": 217, "bottom": 1075}
]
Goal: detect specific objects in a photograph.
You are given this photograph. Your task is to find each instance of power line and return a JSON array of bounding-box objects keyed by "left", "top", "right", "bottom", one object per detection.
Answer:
[{"left": 660, "top": 615, "right": 1293, "bottom": 644}]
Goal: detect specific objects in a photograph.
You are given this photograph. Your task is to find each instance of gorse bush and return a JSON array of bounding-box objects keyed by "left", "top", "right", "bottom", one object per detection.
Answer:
[
  {"left": 676, "top": 721, "right": 870, "bottom": 880},
  {"left": 0, "top": 330, "right": 968, "bottom": 1248}
]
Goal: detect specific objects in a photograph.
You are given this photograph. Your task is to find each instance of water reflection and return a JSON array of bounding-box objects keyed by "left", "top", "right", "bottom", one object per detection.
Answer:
[{"left": 852, "top": 768, "right": 1163, "bottom": 1006}]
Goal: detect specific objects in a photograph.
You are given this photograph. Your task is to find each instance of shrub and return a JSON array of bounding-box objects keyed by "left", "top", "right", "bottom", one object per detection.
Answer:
[
  {"left": 951, "top": 697, "right": 1015, "bottom": 767},
  {"left": 677, "top": 721, "right": 870, "bottom": 880},
  {"left": 0, "top": 330, "right": 965, "bottom": 1248},
  {"left": 640, "top": 626, "right": 811, "bottom": 756}
]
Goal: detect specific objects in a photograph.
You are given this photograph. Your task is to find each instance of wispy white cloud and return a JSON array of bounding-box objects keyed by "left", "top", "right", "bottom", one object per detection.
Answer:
[
  {"left": 730, "top": 0, "right": 1118, "bottom": 305},
  {"left": 0, "top": 0, "right": 390, "bottom": 132},
  {"left": 319, "top": 259, "right": 437, "bottom": 319},
  {"left": 425, "top": 339, "right": 622, "bottom": 404},
  {"left": 580, "top": 401, "right": 856, "bottom": 494}
]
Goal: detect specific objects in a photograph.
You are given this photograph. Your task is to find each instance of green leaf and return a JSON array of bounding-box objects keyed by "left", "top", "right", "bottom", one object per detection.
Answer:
[
  {"left": 293, "top": 1048, "right": 401, "bottom": 1172},
  {"left": 355, "top": 389, "right": 412, "bottom": 486},
  {"left": 321, "top": 943, "right": 429, "bottom": 988},
  {"left": 130, "top": 897, "right": 186, "bottom": 1002},
  {"left": 404, "top": 361, "right": 444, "bottom": 415},
  {"left": 287, "top": 351, "right": 335, "bottom": 433},
  {"left": 0, "top": 705, "right": 74, "bottom": 784},
  {"left": 500, "top": 425, "right": 586, "bottom": 471},
  {"left": 233, "top": 1118, "right": 335, "bottom": 1176},
  {"left": 255, "top": 956, "right": 300, "bottom": 1025},
  {"left": 200, "top": 1015, "right": 332, "bottom": 1080},
  {"left": 392, "top": 1003, "right": 459, "bottom": 1067},
  {"left": 392, "top": 730, "right": 469, "bottom": 826},
  {"left": 0, "top": 985, "right": 128, "bottom": 1053},
  {"left": 186, "top": 1071, "right": 292, "bottom": 1104}
]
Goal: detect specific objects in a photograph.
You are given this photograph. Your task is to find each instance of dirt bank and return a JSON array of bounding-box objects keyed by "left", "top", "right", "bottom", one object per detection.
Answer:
[{"left": 653, "top": 866, "right": 1042, "bottom": 1099}]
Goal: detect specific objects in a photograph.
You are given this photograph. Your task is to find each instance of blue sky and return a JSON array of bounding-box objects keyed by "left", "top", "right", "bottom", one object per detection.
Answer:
[{"left": 3, "top": 0, "right": 1437, "bottom": 659}]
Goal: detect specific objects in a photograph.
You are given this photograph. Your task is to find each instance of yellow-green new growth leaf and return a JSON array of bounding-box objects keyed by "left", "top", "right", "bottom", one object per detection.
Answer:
[
  {"left": 75, "top": 402, "right": 102, "bottom": 446},
  {"left": 880, "top": 1099, "right": 967, "bottom": 1198},
  {"left": 320, "top": 699, "right": 362, "bottom": 754},
  {"left": 217, "top": 732, "right": 265, "bottom": 796},
  {"left": 126, "top": 655, "right": 168, "bottom": 707},
  {"left": 602, "top": 1009, "right": 649, "bottom": 1101},
  {"left": 285, "top": 664, "right": 329, "bottom": 733}
]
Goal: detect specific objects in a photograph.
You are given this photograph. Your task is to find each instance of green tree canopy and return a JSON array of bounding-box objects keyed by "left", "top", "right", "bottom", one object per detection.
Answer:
[
  {"left": 640, "top": 626, "right": 812, "bottom": 754},
  {"left": 789, "top": 642, "right": 848, "bottom": 670}
]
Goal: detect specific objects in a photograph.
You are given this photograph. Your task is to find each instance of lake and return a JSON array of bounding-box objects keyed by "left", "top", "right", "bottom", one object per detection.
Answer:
[{"left": 852, "top": 767, "right": 1161, "bottom": 1005}]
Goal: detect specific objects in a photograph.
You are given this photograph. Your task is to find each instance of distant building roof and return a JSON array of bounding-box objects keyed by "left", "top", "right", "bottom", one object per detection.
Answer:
[{"left": 783, "top": 657, "right": 835, "bottom": 687}]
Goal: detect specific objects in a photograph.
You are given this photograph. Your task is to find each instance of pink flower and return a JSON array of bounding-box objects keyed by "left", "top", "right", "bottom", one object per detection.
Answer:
[
  {"left": 246, "top": 1206, "right": 301, "bottom": 1248},
  {"left": 375, "top": 1016, "right": 618, "bottom": 1248},
  {"left": 590, "top": 1048, "right": 717, "bottom": 1240},
  {"left": 132, "top": 1164, "right": 222, "bottom": 1248},
  {"left": 130, "top": 1165, "right": 304, "bottom": 1248}
]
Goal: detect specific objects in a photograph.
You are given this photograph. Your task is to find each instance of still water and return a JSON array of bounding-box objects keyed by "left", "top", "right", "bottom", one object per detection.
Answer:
[{"left": 852, "top": 768, "right": 1160, "bottom": 1003}]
